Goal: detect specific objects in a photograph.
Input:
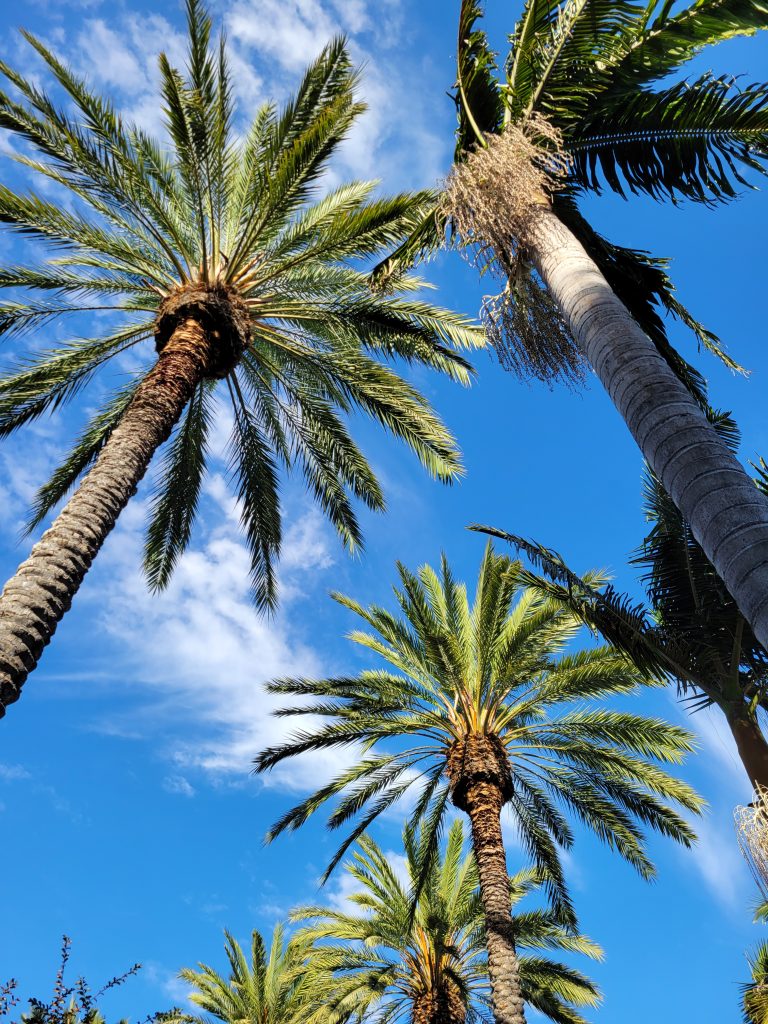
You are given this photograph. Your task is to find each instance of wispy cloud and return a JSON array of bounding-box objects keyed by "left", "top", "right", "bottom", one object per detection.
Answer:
[
  {"left": 666, "top": 696, "right": 755, "bottom": 909},
  {"left": 75, "top": 473, "right": 361, "bottom": 795},
  {"left": 163, "top": 774, "right": 196, "bottom": 798}
]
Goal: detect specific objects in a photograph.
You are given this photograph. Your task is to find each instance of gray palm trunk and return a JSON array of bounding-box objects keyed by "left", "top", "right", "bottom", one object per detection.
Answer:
[
  {"left": 527, "top": 205, "right": 768, "bottom": 653},
  {"left": 0, "top": 318, "right": 213, "bottom": 716}
]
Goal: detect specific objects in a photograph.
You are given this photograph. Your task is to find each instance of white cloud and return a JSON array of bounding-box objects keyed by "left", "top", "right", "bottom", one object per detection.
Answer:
[
  {"left": 225, "top": 0, "right": 342, "bottom": 72},
  {"left": 163, "top": 774, "right": 196, "bottom": 798},
  {"left": 661, "top": 696, "right": 757, "bottom": 908},
  {"left": 0, "top": 762, "right": 32, "bottom": 781},
  {"left": 76, "top": 20, "right": 144, "bottom": 92},
  {"left": 687, "top": 810, "right": 751, "bottom": 911},
  {"left": 75, "top": 473, "right": 359, "bottom": 795},
  {"left": 224, "top": 0, "right": 447, "bottom": 188},
  {"left": 143, "top": 964, "right": 195, "bottom": 1010},
  {"left": 685, "top": 701, "right": 754, "bottom": 799}
]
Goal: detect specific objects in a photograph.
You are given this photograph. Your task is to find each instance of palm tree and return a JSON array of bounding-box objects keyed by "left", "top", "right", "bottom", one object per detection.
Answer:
[
  {"left": 744, "top": 943, "right": 768, "bottom": 1023},
  {"left": 254, "top": 544, "right": 703, "bottom": 1024},
  {"left": 742, "top": 902, "right": 768, "bottom": 1024},
  {"left": 164, "top": 927, "right": 321, "bottom": 1024},
  {"left": 0, "top": 1, "right": 483, "bottom": 718},
  {"left": 472, "top": 414, "right": 768, "bottom": 791},
  {"left": 375, "top": 0, "right": 768, "bottom": 651},
  {"left": 294, "top": 819, "right": 602, "bottom": 1024}
]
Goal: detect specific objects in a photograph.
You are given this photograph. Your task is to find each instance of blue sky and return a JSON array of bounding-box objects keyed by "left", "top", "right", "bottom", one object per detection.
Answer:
[{"left": 0, "top": 0, "right": 767, "bottom": 1020}]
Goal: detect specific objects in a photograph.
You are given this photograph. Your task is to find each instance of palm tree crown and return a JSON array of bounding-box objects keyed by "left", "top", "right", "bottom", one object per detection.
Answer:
[
  {"left": 0, "top": 0, "right": 481, "bottom": 609},
  {"left": 254, "top": 544, "right": 702, "bottom": 920},
  {"left": 384, "top": 0, "right": 768, "bottom": 394},
  {"left": 165, "top": 927, "right": 320, "bottom": 1024},
  {"left": 294, "top": 820, "right": 602, "bottom": 1024}
]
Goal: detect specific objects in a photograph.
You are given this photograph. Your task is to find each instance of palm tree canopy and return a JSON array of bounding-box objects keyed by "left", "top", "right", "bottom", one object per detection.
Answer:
[
  {"left": 743, "top": 939, "right": 768, "bottom": 1024},
  {"left": 378, "top": 0, "right": 768, "bottom": 395},
  {"left": 254, "top": 544, "right": 703, "bottom": 922},
  {"left": 164, "top": 927, "right": 322, "bottom": 1024},
  {"left": 0, "top": 0, "right": 483, "bottom": 609},
  {"left": 294, "top": 819, "right": 602, "bottom": 1024}
]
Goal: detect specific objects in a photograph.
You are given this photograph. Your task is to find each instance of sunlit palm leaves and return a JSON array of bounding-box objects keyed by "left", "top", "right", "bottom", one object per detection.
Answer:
[
  {"left": 294, "top": 820, "right": 602, "bottom": 1024},
  {"left": 0, "top": 0, "right": 482, "bottom": 609},
  {"left": 164, "top": 927, "right": 322, "bottom": 1024}
]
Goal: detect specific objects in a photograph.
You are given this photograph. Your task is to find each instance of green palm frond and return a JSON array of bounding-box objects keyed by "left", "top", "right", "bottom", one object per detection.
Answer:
[
  {"left": 144, "top": 380, "right": 215, "bottom": 592},
  {"left": 0, "top": 0, "right": 485, "bottom": 605},
  {"left": 572, "top": 72, "right": 768, "bottom": 203}
]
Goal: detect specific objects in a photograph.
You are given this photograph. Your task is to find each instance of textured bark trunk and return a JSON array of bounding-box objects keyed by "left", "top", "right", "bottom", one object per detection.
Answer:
[
  {"left": 527, "top": 204, "right": 768, "bottom": 653},
  {"left": 412, "top": 982, "right": 466, "bottom": 1024},
  {"left": 0, "top": 317, "right": 213, "bottom": 716},
  {"left": 725, "top": 709, "right": 768, "bottom": 792},
  {"left": 462, "top": 779, "right": 526, "bottom": 1024}
]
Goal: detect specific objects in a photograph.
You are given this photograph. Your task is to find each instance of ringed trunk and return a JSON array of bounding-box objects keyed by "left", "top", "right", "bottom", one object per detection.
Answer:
[
  {"left": 527, "top": 204, "right": 768, "bottom": 653},
  {"left": 725, "top": 708, "right": 768, "bottom": 792},
  {"left": 0, "top": 316, "right": 215, "bottom": 716},
  {"left": 448, "top": 735, "right": 526, "bottom": 1024},
  {"left": 412, "top": 981, "right": 466, "bottom": 1024}
]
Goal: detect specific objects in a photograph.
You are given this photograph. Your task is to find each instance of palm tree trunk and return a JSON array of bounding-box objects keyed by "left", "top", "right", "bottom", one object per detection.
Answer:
[
  {"left": 725, "top": 707, "right": 768, "bottom": 791},
  {"left": 462, "top": 778, "right": 526, "bottom": 1024},
  {"left": 527, "top": 204, "right": 768, "bottom": 652},
  {"left": 412, "top": 983, "right": 467, "bottom": 1024},
  {"left": 0, "top": 317, "right": 213, "bottom": 717}
]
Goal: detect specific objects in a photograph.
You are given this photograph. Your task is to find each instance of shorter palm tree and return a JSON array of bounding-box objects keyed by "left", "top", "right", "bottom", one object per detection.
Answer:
[
  {"left": 744, "top": 942, "right": 768, "bottom": 1024},
  {"left": 164, "top": 928, "right": 320, "bottom": 1024},
  {"left": 254, "top": 544, "right": 703, "bottom": 1024},
  {"left": 743, "top": 903, "right": 768, "bottom": 1024},
  {"left": 294, "top": 819, "right": 601, "bottom": 1024}
]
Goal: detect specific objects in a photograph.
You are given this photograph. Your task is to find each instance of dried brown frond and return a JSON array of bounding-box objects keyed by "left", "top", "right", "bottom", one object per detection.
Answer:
[
  {"left": 736, "top": 787, "right": 768, "bottom": 899},
  {"left": 442, "top": 114, "right": 584, "bottom": 384}
]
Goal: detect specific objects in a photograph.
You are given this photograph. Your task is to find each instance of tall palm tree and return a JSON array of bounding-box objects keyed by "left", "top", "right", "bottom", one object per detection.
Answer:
[
  {"left": 294, "top": 819, "right": 602, "bottom": 1024},
  {"left": 0, "top": 1, "right": 483, "bottom": 718},
  {"left": 164, "top": 927, "right": 321, "bottom": 1024},
  {"left": 472, "top": 414, "right": 768, "bottom": 791},
  {"left": 376, "top": 0, "right": 768, "bottom": 650},
  {"left": 254, "top": 544, "right": 702, "bottom": 1024}
]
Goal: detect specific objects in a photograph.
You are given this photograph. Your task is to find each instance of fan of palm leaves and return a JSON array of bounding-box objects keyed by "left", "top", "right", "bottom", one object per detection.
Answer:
[
  {"left": 163, "top": 927, "right": 325, "bottom": 1024},
  {"left": 294, "top": 819, "right": 602, "bottom": 1024}
]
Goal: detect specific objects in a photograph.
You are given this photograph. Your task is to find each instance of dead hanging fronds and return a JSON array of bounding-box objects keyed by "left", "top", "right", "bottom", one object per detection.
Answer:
[
  {"left": 736, "top": 787, "right": 768, "bottom": 900},
  {"left": 442, "top": 114, "right": 584, "bottom": 385}
]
